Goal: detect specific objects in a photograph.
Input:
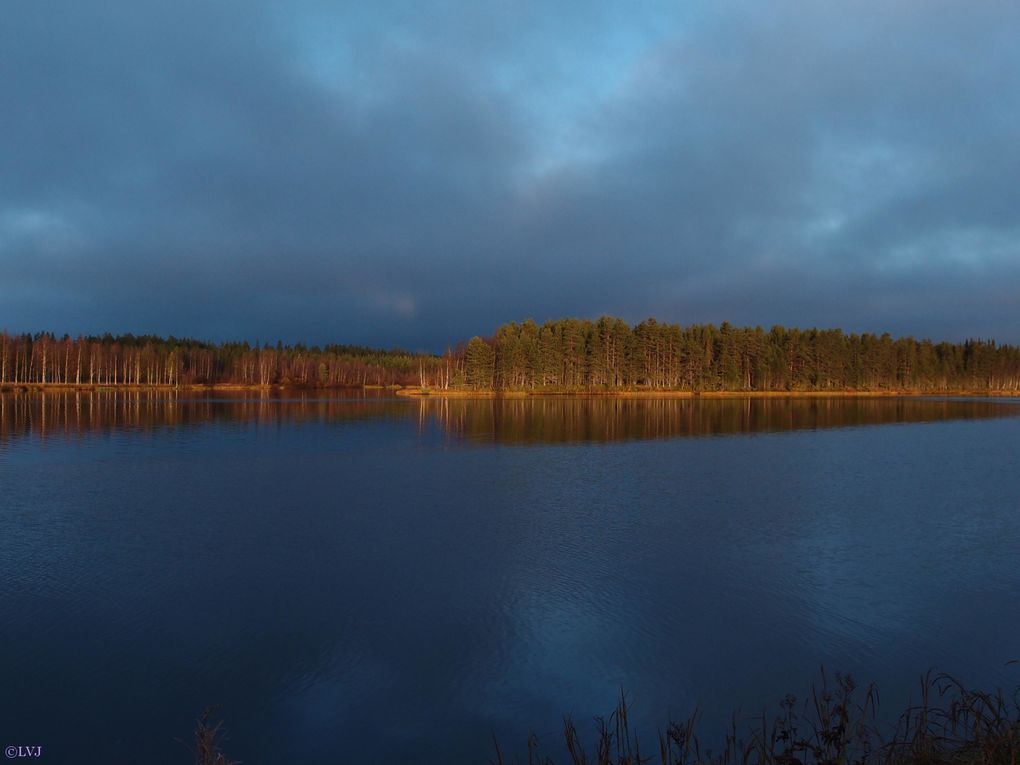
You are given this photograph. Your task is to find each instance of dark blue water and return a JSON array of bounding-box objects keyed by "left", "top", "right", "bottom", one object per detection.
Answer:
[{"left": 1, "top": 393, "right": 1019, "bottom": 763}]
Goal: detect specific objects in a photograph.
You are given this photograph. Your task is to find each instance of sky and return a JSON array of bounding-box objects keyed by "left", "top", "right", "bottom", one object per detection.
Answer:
[{"left": 2, "top": 0, "right": 1019, "bottom": 351}]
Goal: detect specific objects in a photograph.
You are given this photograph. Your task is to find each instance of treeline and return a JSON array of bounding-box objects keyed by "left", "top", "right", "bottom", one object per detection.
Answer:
[
  {"left": 459, "top": 317, "right": 1020, "bottom": 392},
  {"left": 4, "top": 317, "right": 1020, "bottom": 391},
  {"left": 0, "top": 332, "right": 443, "bottom": 387}
]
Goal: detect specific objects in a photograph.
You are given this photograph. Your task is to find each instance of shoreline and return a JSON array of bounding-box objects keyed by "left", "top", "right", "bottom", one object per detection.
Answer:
[
  {"left": 392, "top": 387, "right": 1020, "bottom": 398},
  {"left": 0, "top": 383, "right": 392, "bottom": 394},
  {"left": 3, "top": 382, "right": 1015, "bottom": 398}
]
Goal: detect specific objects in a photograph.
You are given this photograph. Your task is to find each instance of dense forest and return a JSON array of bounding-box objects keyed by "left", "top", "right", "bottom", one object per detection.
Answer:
[
  {"left": 460, "top": 318, "right": 1020, "bottom": 392},
  {"left": 2, "top": 317, "right": 1020, "bottom": 391},
  {"left": 0, "top": 332, "right": 432, "bottom": 387}
]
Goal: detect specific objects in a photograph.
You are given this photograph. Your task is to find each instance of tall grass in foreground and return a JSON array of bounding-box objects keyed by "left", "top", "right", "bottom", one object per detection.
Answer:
[
  {"left": 190, "top": 668, "right": 1020, "bottom": 764},
  {"left": 494, "top": 669, "right": 1020, "bottom": 765},
  {"left": 190, "top": 708, "right": 238, "bottom": 765}
]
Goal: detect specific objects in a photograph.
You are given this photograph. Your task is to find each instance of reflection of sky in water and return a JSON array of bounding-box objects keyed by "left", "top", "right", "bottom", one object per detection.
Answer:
[{"left": 0, "top": 395, "right": 1019, "bottom": 763}]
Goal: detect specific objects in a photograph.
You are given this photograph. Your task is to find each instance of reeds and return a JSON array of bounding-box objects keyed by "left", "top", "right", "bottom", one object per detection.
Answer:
[
  {"left": 191, "top": 707, "right": 239, "bottom": 765},
  {"left": 184, "top": 667, "right": 1020, "bottom": 764},
  {"left": 496, "top": 668, "right": 1020, "bottom": 765}
]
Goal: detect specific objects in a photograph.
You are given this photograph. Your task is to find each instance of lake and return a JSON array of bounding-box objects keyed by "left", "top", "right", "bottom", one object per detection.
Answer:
[{"left": 1, "top": 392, "right": 1019, "bottom": 763}]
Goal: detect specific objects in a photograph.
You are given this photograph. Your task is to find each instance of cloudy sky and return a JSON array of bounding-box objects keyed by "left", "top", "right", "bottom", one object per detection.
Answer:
[{"left": 2, "top": 0, "right": 1018, "bottom": 350}]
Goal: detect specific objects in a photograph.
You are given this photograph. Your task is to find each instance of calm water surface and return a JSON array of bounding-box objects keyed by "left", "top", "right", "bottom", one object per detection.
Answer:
[{"left": 1, "top": 392, "right": 1019, "bottom": 763}]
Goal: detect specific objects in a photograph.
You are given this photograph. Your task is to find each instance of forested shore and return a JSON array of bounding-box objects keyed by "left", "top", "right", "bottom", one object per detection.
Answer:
[
  {"left": 3, "top": 316, "right": 1020, "bottom": 392},
  {"left": 0, "top": 332, "right": 423, "bottom": 388}
]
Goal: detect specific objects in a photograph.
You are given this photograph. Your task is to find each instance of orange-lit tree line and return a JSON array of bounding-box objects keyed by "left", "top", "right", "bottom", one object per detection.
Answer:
[
  {"left": 461, "top": 317, "right": 1020, "bottom": 391},
  {"left": 3, "top": 318, "right": 1020, "bottom": 391},
  {"left": 0, "top": 332, "right": 445, "bottom": 387}
]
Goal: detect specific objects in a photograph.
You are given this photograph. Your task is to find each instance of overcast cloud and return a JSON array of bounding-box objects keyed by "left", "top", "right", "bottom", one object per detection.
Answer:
[{"left": 2, "top": 0, "right": 1018, "bottom": 349}]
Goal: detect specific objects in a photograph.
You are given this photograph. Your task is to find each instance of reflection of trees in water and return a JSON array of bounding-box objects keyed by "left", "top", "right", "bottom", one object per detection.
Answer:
[
  {"left": 424, "top": 396, "right": 1020, "bottom": 444},
  {"left": 0, "top": 390, "right": 410, "bottom": 445},
  {"left": 1, "top": 391, "right": 1016, "bottom": 446}
]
